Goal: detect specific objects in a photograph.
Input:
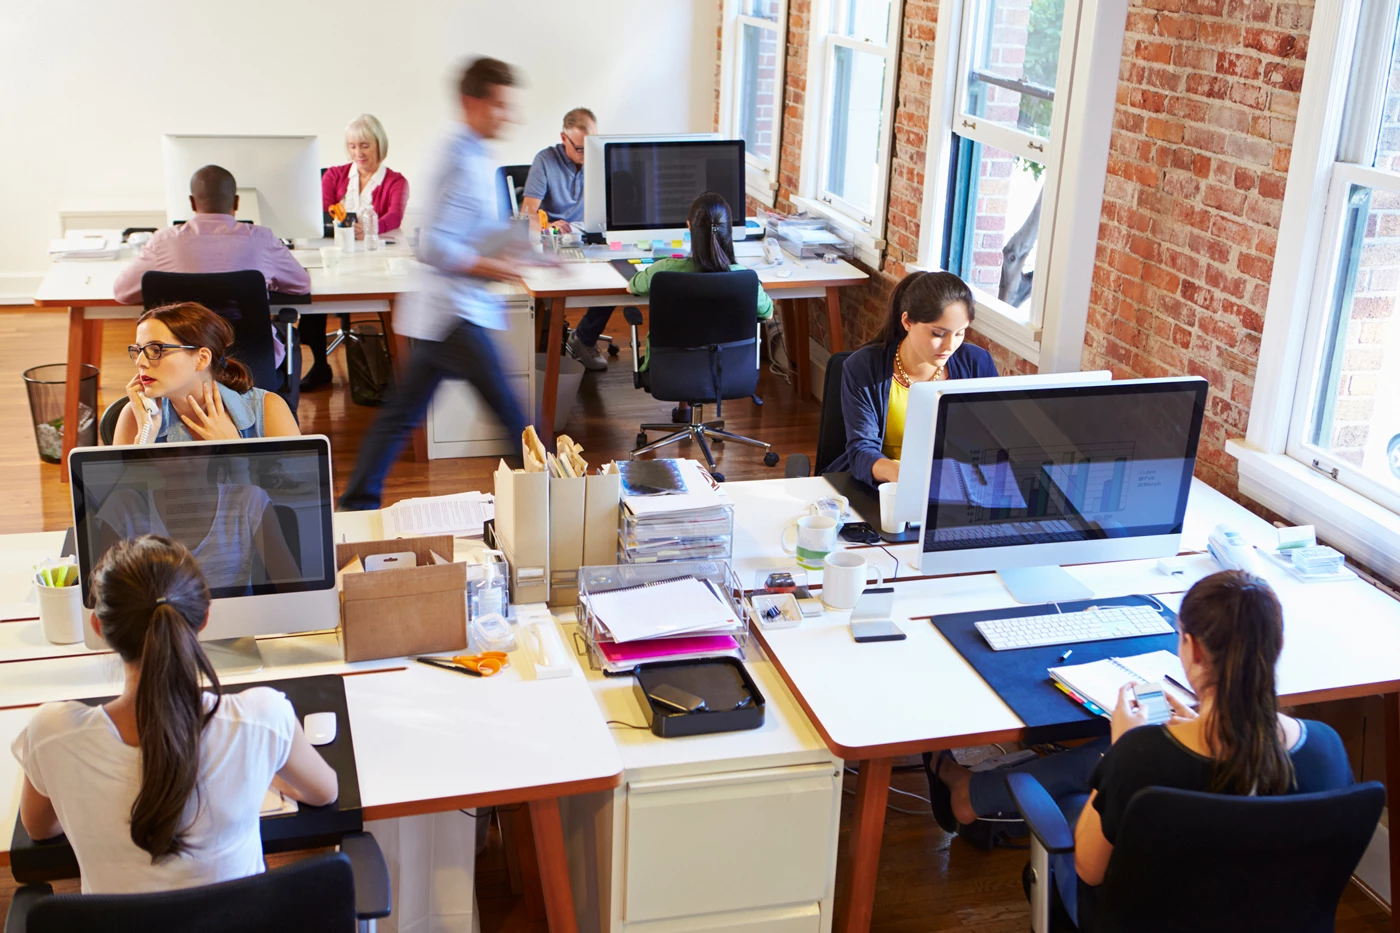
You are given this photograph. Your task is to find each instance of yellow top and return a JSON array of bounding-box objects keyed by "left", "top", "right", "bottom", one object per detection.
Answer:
[{"left": 882, "top": 377, "right": 908, "bottom": 460}]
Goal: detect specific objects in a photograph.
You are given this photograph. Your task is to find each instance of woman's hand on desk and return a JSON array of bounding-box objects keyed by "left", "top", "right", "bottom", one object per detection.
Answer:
[{"left": 180, "top": 383, "right": 240, "bottom": 441}]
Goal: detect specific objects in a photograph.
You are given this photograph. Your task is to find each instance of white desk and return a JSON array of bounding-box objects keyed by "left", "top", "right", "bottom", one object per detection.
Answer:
[{"left": 723, "top": 474, "right": 1400, "bottom": 933}]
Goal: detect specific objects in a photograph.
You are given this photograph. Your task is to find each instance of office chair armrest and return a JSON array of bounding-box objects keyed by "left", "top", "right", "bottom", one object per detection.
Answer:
[
  {"left": 623, "top": 305, "right": 644, "bottom": 388},
  {"left": 269, "top": 291, "right": 311, "bottom": 305},
  {"left": 1006, "top": 773, "right": 1075, "bottom": 854},
  {"left": 784, "top": 454, "right": 812, "bottom": 478},
  {"left": 622, "top": 306, "right": 643, "bottom": 326},
  {"left": 5, "top": 884, "right": 54, "bottom": 933},
  {"left": 275, "top": 308, "right": 300, "bottom": 324},
  {"left": 340, "top": 831, "right": 392, "bottom": 920}
]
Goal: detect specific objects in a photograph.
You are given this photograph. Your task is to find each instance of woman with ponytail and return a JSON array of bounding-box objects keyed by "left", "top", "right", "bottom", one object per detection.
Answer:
[
  {"left": 113, "top": 302, "right": 301, "bottom": 445},
  {"left": 11, "top": 536, "right": 336, "bottom": 892},
  {"left": 826, "top": 270, "right": 997, "bottom": 486}
]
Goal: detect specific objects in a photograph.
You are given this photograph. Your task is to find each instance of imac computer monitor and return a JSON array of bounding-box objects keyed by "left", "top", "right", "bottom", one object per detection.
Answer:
[
  {"left": 582, "top": 133, "right": 718, "bottom": 234},
  {"left": 602, "top": 139, "right": 747, "bottom": 243},
  {"left": 162, "top": 134, "right": 322, "bottom": 239},
  {"left": 910, "top": 377, "right": 1209, "bottom": 604},
  {"left": 70, "top": 436, "right": 338, "bottom": 671}
]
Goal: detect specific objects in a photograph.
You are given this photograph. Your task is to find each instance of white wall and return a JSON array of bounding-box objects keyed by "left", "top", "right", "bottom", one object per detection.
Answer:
[{"left": 0, "top": 0, "right": 719, "bottom": 300}]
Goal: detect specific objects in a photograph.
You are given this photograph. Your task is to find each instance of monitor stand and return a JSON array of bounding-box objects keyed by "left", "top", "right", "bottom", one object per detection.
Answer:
[
  {"left": 998, "top": 567, "right": 1093, "bottom": 605},
  {"left": 203, "top": 637, "right": 265, "bottom": 676}
]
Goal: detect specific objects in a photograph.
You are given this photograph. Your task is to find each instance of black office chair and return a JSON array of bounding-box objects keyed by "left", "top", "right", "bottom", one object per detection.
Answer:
[
  {"left": 6, "top": 833, "right": 391, "bottom": 933},
  {"left": 783, "top": 349, "right": 853, "bottom": 478},
  {"left": 496, "top": 164, "right": 533, "bottom": 220},
  {"left": 1007, "top": 772, "right": 1385, "bottom": 933},
  {"left": 141, "top": 271, "right": 302, "bottom": 415},
  {"left": 99, "top": 396, "right": 128, "bottom": 446},
  {"left": 624, "top": 271, "right": 777, "bottom": 480}
]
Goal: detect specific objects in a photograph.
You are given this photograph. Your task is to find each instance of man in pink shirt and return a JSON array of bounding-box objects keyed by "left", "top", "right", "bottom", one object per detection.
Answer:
[{"left": 113, "top": 165, "right": 311, "bottom": 305}]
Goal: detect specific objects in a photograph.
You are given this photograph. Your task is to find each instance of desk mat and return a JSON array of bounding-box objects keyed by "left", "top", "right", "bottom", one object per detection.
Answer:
[
  {"left": 10, "top": 673, "right": 362, "bottom": 883},
  {"left": 928, "top": 596, "right": 1180, "bottom": 745}
]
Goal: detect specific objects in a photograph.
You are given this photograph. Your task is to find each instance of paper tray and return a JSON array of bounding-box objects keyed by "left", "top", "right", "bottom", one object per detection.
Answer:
[{"left": 632, "top": 657, "right": 766, "bottom": 738}]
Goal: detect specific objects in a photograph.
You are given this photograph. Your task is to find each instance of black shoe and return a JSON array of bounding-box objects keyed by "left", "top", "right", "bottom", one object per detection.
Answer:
[
  {"left": 927, "top": 751, "right": 959, "bottom": 833},
  {"left": 300, "top": 362, "right": 333, "bottom": 392}
]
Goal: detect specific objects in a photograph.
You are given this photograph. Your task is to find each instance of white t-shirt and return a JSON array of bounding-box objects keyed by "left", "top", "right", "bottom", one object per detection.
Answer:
[{"left": 11, "top": 687, "right": 296, "bottom": 894}]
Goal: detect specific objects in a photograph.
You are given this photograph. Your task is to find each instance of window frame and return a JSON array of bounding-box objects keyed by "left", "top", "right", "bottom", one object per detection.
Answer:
[{"left": 718, "top": 0, "right": 791, "bottom": 207}]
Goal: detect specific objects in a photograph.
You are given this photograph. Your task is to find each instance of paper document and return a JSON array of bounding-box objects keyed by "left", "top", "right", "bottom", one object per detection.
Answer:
[
  {"left": 585, "top": 576, "right": 740, "bottom": 643},
  {"left": 260, "top": 787, "right": 299, "bottom": 817},
  {"left": 1049, "top": 649, "right": 1193, "bottom": 718},
  {"left": 622, "top": 460, "right": 723, "bottom": 516},
  {"left": 382, "top": 492, "right": 493, "bottom": 538}
]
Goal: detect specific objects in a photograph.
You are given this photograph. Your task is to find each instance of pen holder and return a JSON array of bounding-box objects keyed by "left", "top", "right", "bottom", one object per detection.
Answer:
[
  {"left": 335, "top": 224, "right": 356, "bottom": 254},
  {"left": 37, "top": 583, "right": 84, "bottom": 645}
]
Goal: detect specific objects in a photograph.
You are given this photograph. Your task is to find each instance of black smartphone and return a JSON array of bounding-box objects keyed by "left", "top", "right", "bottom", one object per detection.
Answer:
[
  {"left": 648, "top": 684, "right": 708, "bottom": 714},
  {"left": 839, "top": 522, "right": 881, "bottom": 544},
  {"left": 850, "top": 619, "right": 907, "bottom": 643}
]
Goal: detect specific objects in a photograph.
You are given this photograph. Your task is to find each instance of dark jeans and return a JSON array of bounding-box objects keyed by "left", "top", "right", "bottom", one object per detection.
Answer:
[
  {"left": 572, "top": 306, "right": 614, "bottom": 345},
  {"left": 339, "top": 319, "right": 529, "bottom": 511},
  {"left": 301, "top": 314, "right": 351, "bottom": 366}
]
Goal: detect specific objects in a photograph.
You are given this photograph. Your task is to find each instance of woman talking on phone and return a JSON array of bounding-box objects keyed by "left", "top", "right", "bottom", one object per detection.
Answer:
[{"left": 11, "top": 536, "right": 336, "bottom": 892}]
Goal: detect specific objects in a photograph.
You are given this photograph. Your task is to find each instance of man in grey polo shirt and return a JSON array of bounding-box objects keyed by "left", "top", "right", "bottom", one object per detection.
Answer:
[{"left": 522, "top": 108, "right": 612, "bottom": 371}]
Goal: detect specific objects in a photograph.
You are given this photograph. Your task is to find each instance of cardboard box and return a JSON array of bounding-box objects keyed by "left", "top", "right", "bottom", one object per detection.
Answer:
[
  {"left": 335, "top": 536, "right": 467, "bottom": 663},
  {"left": 495, "top": 460, "right": 550, "bottom": 604}
]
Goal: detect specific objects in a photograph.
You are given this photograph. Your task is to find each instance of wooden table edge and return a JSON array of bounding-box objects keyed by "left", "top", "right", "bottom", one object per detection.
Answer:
[
  {"left": 34, "top": 293, "right": 402, "bottom": 309},
  {"left": 360, "top": 770, "right": 624, "bottom": 821}
]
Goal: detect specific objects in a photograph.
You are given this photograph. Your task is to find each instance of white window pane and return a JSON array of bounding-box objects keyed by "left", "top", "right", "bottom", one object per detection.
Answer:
[
  {"left": 741, "top": 0, "right": 782, "bottom": 21},
  {"left": 739, "top": 23, "right": 780, "bottom": 161},
  {"left": 1373, "top": 28, "right": 1400, "bottom": 169},
  {"left": 950, "top": 139, "right": 1044, "bottom": 309},
  {"left": 964, "top": 0, "right": 1062, "bottom": 139},
  {"left": 825, "top": 45, "right": 887, "bottom": 217},
  {"left": 1308, "top": 184, "right": 1400, "bottom": 491},
  {"left": 832, "top": 0, "right": 891, "bottom": 44}
]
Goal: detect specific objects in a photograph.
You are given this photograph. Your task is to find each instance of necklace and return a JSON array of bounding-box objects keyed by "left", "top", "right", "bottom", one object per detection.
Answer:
[{"left": 894, "top": 341, "right": 945, "bottom": 387}]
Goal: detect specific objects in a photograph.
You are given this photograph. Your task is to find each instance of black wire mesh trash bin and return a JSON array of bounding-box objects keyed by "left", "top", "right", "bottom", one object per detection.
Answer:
[
  {"left": 345, "top": 321, "right": 394, "bottom": 407},
  {"left": 24, "top": 364, "right": 98, "bottom": 463}
]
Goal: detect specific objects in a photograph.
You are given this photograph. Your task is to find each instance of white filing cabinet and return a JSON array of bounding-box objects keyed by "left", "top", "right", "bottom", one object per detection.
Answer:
[
  {"left": 559, "top": 617, "right": 842, "bottom": 933},
  {"left": 425, "top": 289, "right": 535, "bottom": 459}
]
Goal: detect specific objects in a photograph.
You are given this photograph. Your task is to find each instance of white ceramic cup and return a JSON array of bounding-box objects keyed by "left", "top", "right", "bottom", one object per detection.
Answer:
[
  {"left": 319, "top": 246, "right": 342, "bottom": 274},
  {"left": 878, "top": 482, "right": 904, "bottom": 534},
  {"left": 37, "top": 584, "right": 84, "bottom": 645},
  {"left": 781, "top": 514, "right": 840, "bottom": 571},
  {"left": 821, "top": 551, "right": 885, "bottom": 611}
]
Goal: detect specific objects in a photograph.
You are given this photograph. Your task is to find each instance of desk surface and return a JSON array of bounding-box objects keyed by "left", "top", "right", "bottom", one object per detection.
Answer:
[
  {"left": 519, "top": 252, "right": 867, "bottom": 300},
  {"left": 726, "top": 475, "right": 1400, "bottom": 758}
]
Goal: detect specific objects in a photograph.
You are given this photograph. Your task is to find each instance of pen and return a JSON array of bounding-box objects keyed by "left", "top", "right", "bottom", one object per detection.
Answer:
[
  {"left": 414, "top": 656, "right": 482, "bottom": 677},
  {"left": 1059, "top": 649, "right": 1073, "bottom": 661}
]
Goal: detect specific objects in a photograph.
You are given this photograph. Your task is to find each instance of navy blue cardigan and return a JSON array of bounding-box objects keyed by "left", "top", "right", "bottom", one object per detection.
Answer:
[{"left": 825, "top": 341, "right": 998, "bottom": 485}]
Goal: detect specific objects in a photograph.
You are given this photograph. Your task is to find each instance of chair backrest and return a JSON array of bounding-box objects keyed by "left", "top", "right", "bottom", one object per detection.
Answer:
[
  {"left": 1095, "top": 782, "right": 1385, "bottom": 933},
  {"left": 496, "top": 164, "right": 533, "bottom": 220},
  {"left": 814, "top": 350, "right": 853, "bottom": 476},
  {"left": 25, "top": 851, "right": 359, "bottom": 933},
  {"left": 140, "top": 271, "right": 281, "bottom": 396},
  {"left": 645, "top": 271, "right": 761, "bottom": 404},
  {"left": 100, "top": 396, "right": 130, "bottom": 446}
]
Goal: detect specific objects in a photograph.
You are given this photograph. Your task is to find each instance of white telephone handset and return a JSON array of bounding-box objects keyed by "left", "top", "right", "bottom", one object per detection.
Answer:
[
  {"left": 761, "top": 238, "right": 784, "bottom": 266},
  {"left": 1207, "top": 524, "right": 1263, "bottom": 575},
  {"left": 135, "top": 395, "right": 160, "bottom": 445}
]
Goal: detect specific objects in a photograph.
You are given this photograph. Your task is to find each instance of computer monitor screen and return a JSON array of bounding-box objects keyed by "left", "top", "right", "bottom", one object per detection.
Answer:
[
  {"left": 71, "top": 438, "right": 335, "bottom": 608},
  {"left": 604, "top": 140, "right": 746, "bottom": 232},
  {"left": 926, "top": 381, "right": 1207, "bottom": 553},
  {"left": 162, "top": 134, "right": 322, "bottom": 239}
]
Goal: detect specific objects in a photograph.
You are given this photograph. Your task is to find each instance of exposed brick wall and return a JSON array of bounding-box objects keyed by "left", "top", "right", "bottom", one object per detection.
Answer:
[{"left": 1082, "top": 0, "right": 1315, "bottom": 498}]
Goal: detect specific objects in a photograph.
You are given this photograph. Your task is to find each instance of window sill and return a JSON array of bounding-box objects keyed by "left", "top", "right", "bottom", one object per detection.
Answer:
[
  {"left": 746, "top": 166, "right": 779, "bottom": 209},
  {"left": 1227, "top": 439, "right": 1400, "bottom": 582},
  {"left": 789, "top": 196, "right": 884, "bottom": 268}
]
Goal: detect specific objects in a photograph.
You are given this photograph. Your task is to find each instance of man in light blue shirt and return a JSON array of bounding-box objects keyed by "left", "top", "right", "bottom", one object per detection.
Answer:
[
  {"left": 340, "top": 57, "right": 532, "bottom": 510},
  {"left": 522, "top": 108, "right": 613, "bottom": 372}
]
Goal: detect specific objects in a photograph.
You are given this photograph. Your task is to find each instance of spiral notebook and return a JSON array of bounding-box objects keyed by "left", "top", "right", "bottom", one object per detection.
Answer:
[
  {"left": 1048, "top": 650, "right": 1193, "bottom": 719},
  {"left": 584, "top": 576, "right": 739, "bottom": 643}
]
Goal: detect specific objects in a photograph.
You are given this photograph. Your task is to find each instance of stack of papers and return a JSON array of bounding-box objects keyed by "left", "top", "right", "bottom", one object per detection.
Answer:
[
  {"left": 620, "top": 460, "right": 734, "bottom": 563},
  {"left": 382, "top": 491, "right": 493, "bottom": 539},
  {"left": 48, "top": 235, "right": 120, "bottom": 261},
  {"left": 1049, "top": 650, "right": 1194, "bottom": 718},
  {"left": 583, "top": 576, "right": 743, "bottom": 673}
]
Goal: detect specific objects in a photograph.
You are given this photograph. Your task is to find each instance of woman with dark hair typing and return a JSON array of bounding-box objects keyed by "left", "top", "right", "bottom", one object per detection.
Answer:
[
  {"left": 826, "top": 271, "right": 996, "bottom": 486},
  {"left": 11, "top": 536, "right": 336, "bottom": 892}
]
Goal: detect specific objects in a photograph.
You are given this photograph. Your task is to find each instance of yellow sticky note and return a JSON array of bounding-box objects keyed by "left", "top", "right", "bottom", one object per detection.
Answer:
[
  {"left": 628, "top": 258, "right": 642, "bottom": 264},
  {"left": 671, "top": 239, "right": 684, "bottom": 249}
]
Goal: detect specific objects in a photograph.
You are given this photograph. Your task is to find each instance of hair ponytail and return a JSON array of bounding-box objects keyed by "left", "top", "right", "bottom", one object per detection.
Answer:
[
  {"left": 212, "top": 356, "right": 254, "bottom": 394},
  {"left": 688, "top": 192, "right": 736, "bottom": 274},
  {"left": 1178, "top": 570, "right": 1294, "bottom": 796},
  {"left": 137, "top": 303, "right": 253, "bottom": 394},
  {"left": 872, "top": 271, "right": 976, "bottom": 347},
  {"left": 91, "top": 535, "right": 221, "bottom": 862}
]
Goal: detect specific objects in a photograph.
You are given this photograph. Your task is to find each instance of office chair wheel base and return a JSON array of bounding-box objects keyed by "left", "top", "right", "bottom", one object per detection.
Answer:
[
  {"left": 608, "top": 344, "right": 620, "bottom": 357},
  {"left": 635, "top": 433, "right": 648, "bottom": 447},
  {"left": 764, "top": 452, "right": 779, "bottom": 467},
  {"left": 711, "top": 471, "right": 725, "bottom": 482}
]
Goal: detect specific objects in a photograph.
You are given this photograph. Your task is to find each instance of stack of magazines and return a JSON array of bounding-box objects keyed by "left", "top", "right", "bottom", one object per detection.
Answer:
[{"left": 617, "top": 459, "right": 734, "bottom": 563}]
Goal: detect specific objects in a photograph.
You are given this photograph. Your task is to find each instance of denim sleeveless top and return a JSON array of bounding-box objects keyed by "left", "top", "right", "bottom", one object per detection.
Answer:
[{"left": 156, "top": 383, "right": 267, "bottom": 443}]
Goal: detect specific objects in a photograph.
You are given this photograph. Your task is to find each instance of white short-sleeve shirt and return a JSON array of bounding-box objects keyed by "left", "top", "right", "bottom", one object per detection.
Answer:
[{"left": 11, "top": 687, "right": 296, "bottom": 894}]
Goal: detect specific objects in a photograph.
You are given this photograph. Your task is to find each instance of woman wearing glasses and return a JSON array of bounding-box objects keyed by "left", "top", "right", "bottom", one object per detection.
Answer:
[{"left": 113, "top": 302, "right": 301, "bottom": 445}]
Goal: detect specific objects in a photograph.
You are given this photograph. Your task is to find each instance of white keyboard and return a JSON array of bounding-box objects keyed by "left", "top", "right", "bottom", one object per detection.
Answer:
[{"left": 976, "top": 604, "right": 1175, "bottom": 651}]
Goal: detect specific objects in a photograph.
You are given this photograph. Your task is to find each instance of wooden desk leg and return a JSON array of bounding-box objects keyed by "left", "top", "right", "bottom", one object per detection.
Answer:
[
  {"left": 505, "top": 804, "right": 547, "bottom": 920},
  {"left": 60, "top": 307, "right": 87, "bottom": 483},
  {"left": 794, "top": 298, "right": 812, "bottom": 401},
  {"left": 541, "top": 299, "right": 565, "bottom": 453},
  {"left": 529, "top": 797, "right": 579, "bottom": 933},
  {"left": 825, "top": 286, "right": 845, "bottom": 353},
  {"left": 839, "top": 757, "right": 892, "bottom": 933},
  {"left": 383, "top": 300, "right": 429, "bottom": 463},
  {"left": 1385, "top": 693, "right": 1400, "bottom": 933}
]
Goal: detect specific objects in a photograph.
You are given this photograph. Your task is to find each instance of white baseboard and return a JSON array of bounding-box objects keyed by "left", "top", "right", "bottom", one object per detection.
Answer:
[
  {"left": 1355, "top": 815, "right": 1390, "bottom": 907},
  {"left": 0, "top": 273, "right": 42, "bottom": 305}
]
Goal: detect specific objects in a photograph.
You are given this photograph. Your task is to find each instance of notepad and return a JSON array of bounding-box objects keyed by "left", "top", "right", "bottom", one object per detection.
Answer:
[
  {"left": 260, "top": 787, "right": 299, "bottom": 817},
  {"left": 585, "top": 576, "right": 739, "bottom": 643},
  {"left": 1048, "top": 650, "right": 1194, "bottom": 719}
]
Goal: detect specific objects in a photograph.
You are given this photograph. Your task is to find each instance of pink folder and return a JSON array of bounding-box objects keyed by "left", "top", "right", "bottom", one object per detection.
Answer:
[{"left": 597, "top": 634, "right": 740, "bottom": 666}]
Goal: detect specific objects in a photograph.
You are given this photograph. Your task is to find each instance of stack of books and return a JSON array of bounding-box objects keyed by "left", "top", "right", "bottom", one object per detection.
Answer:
[{"left": 617, "top": 459, "right": 734, "bottom": 564}]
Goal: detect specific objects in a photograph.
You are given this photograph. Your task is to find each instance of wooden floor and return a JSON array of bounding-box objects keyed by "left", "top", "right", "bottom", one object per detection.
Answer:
[{"left": 0, "top": 309, "right": 1389, "bottom": 931}]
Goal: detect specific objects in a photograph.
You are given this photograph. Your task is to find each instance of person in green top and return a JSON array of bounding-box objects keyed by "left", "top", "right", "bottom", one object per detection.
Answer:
[{"left": 628, "top": 191, "right": 775, "bottom": 375}]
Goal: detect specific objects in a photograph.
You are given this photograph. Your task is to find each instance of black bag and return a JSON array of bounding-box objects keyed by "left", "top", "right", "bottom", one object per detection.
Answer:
[{"left": 345, "top": 320, "right": 393, "bottom": 407}]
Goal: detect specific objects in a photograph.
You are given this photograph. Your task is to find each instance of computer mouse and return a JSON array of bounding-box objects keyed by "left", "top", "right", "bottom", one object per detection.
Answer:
[{"left": 304, "top": 712, "right": 337, "bottom": 746}]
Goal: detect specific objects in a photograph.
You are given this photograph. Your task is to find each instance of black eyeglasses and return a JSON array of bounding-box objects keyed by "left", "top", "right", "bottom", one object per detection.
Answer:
[
  {"left": 561, "top": 134, "right": 585, "bottom": 154},
  {"left": 128, "top": 342, "right": 198, "bottom": 362}
]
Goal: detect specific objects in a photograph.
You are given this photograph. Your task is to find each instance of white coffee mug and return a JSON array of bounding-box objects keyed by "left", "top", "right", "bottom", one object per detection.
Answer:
[
  {"left": 878, "top": 482, "right": 905, "bottom": 534},
  {"left": 781, "top": 514, "right": 840, "bottom": 571},
  {"left": 37, "top": 584, "right": 84, "bottom": 645},
  {"left": 821, "top": 551, "right": 885, "bottom": 611}
]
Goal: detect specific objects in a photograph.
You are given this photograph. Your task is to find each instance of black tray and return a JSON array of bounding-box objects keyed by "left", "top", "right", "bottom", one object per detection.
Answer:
[{"left": 633, "top": 657, "right": 766, "bottom": 738}]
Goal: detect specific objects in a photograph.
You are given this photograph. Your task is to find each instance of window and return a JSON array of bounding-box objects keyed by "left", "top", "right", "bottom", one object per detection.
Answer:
[{"left": 719, "top": 0, "right": 789, "bottom": 205}]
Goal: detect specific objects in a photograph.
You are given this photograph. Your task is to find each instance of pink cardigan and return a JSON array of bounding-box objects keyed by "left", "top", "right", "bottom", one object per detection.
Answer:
[{"left": 322, "top": 164, "right": 409, "bottom": 232}]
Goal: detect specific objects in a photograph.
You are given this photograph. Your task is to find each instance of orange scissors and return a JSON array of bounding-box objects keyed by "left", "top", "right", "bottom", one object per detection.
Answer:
[{"left": 451, "top": 651, "right": 510, "bottom": 676}]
